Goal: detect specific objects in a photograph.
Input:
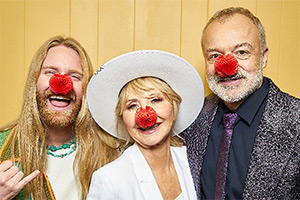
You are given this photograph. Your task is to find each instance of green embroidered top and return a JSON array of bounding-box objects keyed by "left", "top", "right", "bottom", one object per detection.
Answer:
[{"left": 0, "top": 128, "right": 55, "bottom": 200}]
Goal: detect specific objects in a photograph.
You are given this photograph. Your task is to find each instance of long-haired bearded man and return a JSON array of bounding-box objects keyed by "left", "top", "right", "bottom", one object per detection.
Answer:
[{"left": 0, "top": 36, "right": 120, "bottom": 200}]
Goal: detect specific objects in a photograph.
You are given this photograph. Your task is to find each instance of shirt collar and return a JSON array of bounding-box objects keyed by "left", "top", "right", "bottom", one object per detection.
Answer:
[{"left": 216, "top": 77, "right": 269, "bottom": 126}]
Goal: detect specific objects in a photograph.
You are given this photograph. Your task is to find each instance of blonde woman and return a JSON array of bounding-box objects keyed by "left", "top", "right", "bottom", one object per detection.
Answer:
[{"left": 86, "top": 50, "right": 204, "bottom": 200}]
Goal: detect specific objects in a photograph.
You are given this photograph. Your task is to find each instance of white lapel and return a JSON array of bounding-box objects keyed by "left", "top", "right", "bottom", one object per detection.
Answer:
[
  {"left": 172, "top": 146, "right": 197, "bottom": 200},
  {"left": 129, "top": 143, "right": 164, "bottom": 200}
]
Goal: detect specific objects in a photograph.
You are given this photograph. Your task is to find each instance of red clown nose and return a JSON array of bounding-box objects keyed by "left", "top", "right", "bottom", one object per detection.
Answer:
[
  {"left": 135, "top": 106, "right": 157, "bottom": 129},
  {"left": 214, "top": 54, "right": 239, "bottom": 77},
  {"left": 49, "top": 74, "right": 73, "bottom": 95}
]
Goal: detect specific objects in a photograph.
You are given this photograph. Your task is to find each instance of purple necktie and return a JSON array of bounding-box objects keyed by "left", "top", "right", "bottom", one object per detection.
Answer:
[{"left": 214, "top": 113, "right": 240, "bottom": 200}]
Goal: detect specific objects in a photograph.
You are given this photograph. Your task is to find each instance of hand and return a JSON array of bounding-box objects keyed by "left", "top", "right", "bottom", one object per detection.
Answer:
[{"left": 0, "top": 160, "right": 40, "bottom": 200}]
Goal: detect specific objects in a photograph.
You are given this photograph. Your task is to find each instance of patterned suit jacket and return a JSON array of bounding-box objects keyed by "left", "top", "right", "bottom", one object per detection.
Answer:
[{"left": 184, "top": 78, "right": 300, "bottom": 199}]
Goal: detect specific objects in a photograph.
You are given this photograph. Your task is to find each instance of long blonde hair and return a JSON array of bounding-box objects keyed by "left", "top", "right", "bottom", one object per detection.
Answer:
[{"left": 0, "top": 36, "right": 119, "bottom": 199}]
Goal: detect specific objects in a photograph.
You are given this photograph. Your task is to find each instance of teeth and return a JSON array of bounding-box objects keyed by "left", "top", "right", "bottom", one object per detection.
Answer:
[{"left": 50, "top": 96, "right": 70, "bottom": 102}]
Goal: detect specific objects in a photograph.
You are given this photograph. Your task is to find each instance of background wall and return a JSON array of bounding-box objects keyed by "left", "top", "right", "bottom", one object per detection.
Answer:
[{"left": 0, "top": 0, "right": 299, "bottom": 126}]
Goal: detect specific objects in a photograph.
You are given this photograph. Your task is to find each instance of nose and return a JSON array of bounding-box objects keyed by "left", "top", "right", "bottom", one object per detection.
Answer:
[
  {"left": 139, "top": 101, "right": 150, "bottom": 110},
  {"left": 214, "top": 54, "right": 239, "bottom": 77},
  {"left": 49, "top": 73, "right": 73, "bottom": 95},
  {"left": 135, "top": 106, "right": 157, "bottom": 129}
]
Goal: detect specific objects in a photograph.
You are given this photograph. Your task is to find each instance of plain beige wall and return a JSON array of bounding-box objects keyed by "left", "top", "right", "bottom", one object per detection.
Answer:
[{"left": 0, "top": 0, "right": 299, "bottom": 126}]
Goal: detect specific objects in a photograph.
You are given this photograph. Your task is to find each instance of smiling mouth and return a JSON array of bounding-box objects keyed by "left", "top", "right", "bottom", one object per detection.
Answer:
[
  {"left": 218, "top": 74, "right": 244, "bottom": 82},
  {"left": 138, "top": 123, "right": 160, "bottom": 131},
  {"left": 49, "top": 95, "right": 73, "bottom": 107},
  {"left": 219, "top": 77, "right": 240, "bottom": 82}
]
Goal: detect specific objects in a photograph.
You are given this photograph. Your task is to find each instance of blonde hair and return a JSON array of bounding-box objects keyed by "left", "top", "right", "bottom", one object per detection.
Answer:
[
  {"left": 201, "top": 7, "right": 267, "bottom": 54},
  {"left": 0, "top": 36, "right": 119, "bottom": 199},
  {"left": 115, "top": 77, "right": 183, "bottom": 147}
]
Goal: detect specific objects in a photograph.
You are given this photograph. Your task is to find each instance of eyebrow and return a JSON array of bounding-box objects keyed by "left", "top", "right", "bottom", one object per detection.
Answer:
[
  {"left": 41, "top": 66, "right": 56, "bottom": 70},
  {"left": 126, "top": 91, "right": 162, "bottom": 102},
  {"left": 206, "top": 48, "right": 220, "bottom": 54},
  {"left": 41, "top": 66, "right": 83, "bottom": 75},
  {"left": 205, "top": 42, "right": 254, "bottom": 54},
  {"left": 204, "top": 48, "right": 221, "bottom": 57},
  {"left": 145, "top": 92, "right": 159, "bottom": 98},
  {"left": 234, "top": 42, "right": 254, "bottom": 50}
]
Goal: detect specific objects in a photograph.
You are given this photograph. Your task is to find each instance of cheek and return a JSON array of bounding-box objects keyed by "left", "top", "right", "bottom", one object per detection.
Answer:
[
  {"left": 73, "top": 82, "right": 83, "bottom": 99},
  {"left": 122, "top": 112, "right": 135, "bottom": 129},
  {"left": 206, "top": 63, "right": 215, "bottom": 76},
  {"left": 156, "top": 104, "right": 174, "bottom": 121},
  {"left": 36, "top": 75, "right": 50, "bottom": 94},
  {"left": 238, "top": 58, "right": 260, "bottom": 73}
]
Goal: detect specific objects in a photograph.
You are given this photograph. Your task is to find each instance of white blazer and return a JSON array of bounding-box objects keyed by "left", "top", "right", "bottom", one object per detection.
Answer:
[{"left": 87, "top": 143, "right": 196, "bottom": 200}]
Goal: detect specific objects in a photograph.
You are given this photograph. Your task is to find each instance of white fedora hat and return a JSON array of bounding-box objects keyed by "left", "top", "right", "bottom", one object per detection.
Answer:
[{"left": 87, "top": 50, "right": 204, "bottom": 140}]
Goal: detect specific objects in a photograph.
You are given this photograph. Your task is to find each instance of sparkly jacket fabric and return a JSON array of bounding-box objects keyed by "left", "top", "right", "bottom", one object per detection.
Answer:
[{"left": 184, "top": 78, "right": 300, "bottom": 199}]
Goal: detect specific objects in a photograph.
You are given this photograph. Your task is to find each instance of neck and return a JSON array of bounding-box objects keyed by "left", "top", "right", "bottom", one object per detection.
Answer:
[
  {"left": 223, "top": 99, "right": 245, "bottom": 111},
  {"left": 138, "top": 137, "right": 173, "bottom": 172},
  {"left": 46, "top": 125, "right": 75, "bottom": 146}
]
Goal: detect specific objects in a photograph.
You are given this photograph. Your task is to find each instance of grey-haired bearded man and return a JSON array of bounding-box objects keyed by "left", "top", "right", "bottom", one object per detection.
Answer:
[{"left": 185, "top": 7, "right": 300, "bottom": 200}]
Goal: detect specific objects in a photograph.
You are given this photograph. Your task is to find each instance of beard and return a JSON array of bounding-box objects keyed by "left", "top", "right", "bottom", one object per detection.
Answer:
[
  {"left": 207, "top": 59, "right": 263, "bottom": 103},
  {"left": 36, "top": 89, "right": 82, "bottom": 128}
]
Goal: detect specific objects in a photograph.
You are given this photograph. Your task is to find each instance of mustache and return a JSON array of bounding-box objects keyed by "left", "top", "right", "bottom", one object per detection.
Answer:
[
  {"left": 44, "top": 88, "right": 76, "bottom": 101},
  {"left": 215, "top": 69, "right": 247, "bottom": 82}
]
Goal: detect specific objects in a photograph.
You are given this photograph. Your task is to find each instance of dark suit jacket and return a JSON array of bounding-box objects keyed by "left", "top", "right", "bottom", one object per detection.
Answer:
[{"left": 184, "top": 78, "right": 300, "bottom": 199}]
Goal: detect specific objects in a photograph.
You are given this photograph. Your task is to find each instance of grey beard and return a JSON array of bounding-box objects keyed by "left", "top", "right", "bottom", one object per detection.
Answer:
[{"left": 207, "top": 61, "right": 263, "bottom": 103}]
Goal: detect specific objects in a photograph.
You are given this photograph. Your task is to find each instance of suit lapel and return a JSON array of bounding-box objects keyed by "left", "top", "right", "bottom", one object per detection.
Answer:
[
  {"left": 129, "top": 143, "right": 163, "bottom": 200},
  {"left": 185, "top": 95, "right": 219, "bottom": 198},
  {"left": 243, "top": 79, "right": 296, "bottom": 199}
]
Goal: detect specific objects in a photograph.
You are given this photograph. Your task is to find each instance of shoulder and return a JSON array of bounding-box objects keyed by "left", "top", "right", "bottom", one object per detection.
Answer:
[
  {"left": 266, "top": 78, "right": 300, "bottom": 122},
  {"left": 184, "top": 94, "right": 218, "bottom": 139},
  {"left": 0, "top": 127, "right": 17, "bottom": 161},
  {"left": 88, "top": 145, "right": 143, "bottom": 199},
  {"left": 170, "top": 146, "right": 187, "bottom": 155},
  {"left": 263, "top": 78, "right": 300, "bottom": 153},
  {"left": 0, "top": 128, "right": 13, "bottom": 148},
  {"left": 170, "top": 146, "right": 189, "bottom": 163},
  {"left": 203, "top": 94, "right": 219, "bottom": 111},
  {"left": 193, "top": 94, "right": 218, "bottom": 123},
  {"left": 92, "top": 145, "right": 135, "bottom": 180},
  {"left": 267, "top": 78, "right": 300, "bottom": 105}
]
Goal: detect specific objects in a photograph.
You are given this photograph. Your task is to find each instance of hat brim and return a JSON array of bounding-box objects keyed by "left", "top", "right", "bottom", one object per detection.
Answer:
[{"left": 87, "top": 50, "right": 204, "bottom": 140}]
